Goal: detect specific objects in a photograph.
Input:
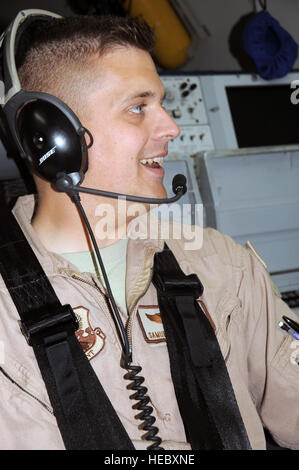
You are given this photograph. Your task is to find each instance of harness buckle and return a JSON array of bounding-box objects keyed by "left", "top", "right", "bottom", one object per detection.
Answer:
[
  {"left": 20, "top": 304, "right": 79, "bottom": 346},
  {"left": 155, "top": 272, "right": 204, "bottom": 298}
]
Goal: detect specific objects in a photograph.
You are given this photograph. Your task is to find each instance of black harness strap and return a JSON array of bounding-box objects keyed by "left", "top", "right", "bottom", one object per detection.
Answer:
[
  {"left": 0, "top": 207, "right": 134, "bottom": 450},
  {"left": 153, "top": 244, "right": 252, "bottom": 450}
]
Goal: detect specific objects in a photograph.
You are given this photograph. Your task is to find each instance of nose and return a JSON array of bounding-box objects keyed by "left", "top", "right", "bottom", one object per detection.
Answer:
[{"left": 154, "top": 107, "right": 180, "bottom": 142}]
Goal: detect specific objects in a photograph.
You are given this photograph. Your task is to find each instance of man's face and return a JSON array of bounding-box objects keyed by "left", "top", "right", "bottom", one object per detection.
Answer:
[{"left": 82, "top": 46, "right": 180, "bottom": 202}]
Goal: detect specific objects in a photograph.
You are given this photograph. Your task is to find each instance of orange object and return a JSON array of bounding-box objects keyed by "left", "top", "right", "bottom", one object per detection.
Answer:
[{"left": 123, "top": 0, "right": 191, "bottom": 69}]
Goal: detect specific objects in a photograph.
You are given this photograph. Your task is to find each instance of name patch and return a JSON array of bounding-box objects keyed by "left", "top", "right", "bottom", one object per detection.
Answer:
[{"left": 137, "top": 305, "right": 166, "bottom": 344}]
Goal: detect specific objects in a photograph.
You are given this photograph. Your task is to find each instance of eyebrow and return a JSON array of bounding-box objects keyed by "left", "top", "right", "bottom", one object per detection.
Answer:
[{"left": 122, "top": 90, "right": 166, "bottom": 104}]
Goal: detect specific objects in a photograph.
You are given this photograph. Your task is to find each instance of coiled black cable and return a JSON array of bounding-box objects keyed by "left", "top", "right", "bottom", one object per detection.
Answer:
[
  {"left": 125, "top": 364, "right": 164, "bottom": 450},
  {"left": 72, "top": 191, "right": 164, "bottom": 450}
]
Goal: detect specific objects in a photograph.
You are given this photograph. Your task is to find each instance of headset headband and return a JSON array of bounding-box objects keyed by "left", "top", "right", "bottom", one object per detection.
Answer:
[{"left": 0, "top": 9, "right": 62, "bottom": 105}]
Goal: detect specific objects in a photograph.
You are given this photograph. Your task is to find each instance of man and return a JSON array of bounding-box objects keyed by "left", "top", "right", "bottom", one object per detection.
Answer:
[{"left": 0, "top": 13, "right": 298, "bottom": 450}]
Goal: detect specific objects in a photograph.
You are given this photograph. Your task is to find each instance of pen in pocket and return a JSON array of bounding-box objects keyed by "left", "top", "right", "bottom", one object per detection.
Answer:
[
  {"left": 282, "top": 315, "right": 299, "bottom": 334},
  {"left": 278, "top": 321, "right": 299, "bottom": 340}
]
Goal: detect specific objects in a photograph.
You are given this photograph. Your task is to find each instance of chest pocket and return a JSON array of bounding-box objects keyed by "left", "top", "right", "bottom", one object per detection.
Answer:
[{"left": 270, "top": 334, "right": 299, "bottom": 389}]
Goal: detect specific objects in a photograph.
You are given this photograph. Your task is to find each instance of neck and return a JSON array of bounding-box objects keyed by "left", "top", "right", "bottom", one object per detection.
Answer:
[{"left": 32, "top": 188, "right": 131, "bottom": 253}]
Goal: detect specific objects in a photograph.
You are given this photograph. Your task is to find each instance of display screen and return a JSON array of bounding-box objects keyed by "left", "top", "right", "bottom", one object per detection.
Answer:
[{"left": 226, "top": 85, "right": 299, "bottom": 148}]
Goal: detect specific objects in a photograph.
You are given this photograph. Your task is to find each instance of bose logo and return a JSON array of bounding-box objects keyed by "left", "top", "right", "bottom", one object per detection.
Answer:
[{"left": 39, "top": 146, "right": 56, "bottom": 165}]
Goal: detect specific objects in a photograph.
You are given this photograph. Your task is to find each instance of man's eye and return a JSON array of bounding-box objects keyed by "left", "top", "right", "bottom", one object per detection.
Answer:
[{"left": 130, "top": 104, "right": 145, "bottom": 114}]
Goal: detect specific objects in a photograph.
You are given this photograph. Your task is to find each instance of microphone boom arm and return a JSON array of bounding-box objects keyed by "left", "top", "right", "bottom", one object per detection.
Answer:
[{"left": 54, "top": 173, "right": 187, "bottom": 205}]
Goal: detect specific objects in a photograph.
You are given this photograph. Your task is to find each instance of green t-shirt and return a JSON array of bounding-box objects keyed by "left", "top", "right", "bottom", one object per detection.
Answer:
[{"left": 61, "top": 237, "right": 128, "bottom": 314}]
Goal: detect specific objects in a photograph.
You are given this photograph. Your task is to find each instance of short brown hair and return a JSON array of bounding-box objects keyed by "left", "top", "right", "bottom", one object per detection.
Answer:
[{"left": 18, "top": 15, "right": 155, "bottom": 117}]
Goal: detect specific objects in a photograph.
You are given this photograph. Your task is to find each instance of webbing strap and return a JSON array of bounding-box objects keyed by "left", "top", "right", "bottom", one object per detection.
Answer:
[
  {"left": 0, "top": 207, "right": 134, "bottom": 450},
  {"left": 153, "top": 244, "right": 251, "bottom": 450}
]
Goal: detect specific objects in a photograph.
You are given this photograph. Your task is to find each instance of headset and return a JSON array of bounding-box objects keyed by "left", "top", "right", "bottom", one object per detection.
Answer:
[
  {"left": 0, "top": 9, "right": 90, "bottom": 187},
  {"left": 0, "top": 8, "right": 186, "bottom": 202}
]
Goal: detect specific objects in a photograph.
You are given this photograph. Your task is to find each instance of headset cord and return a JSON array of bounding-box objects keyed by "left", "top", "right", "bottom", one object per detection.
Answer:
[
  {"left": 72, "top": 192, "right": 164, "bottom": 451},
  {"left": 125, "top": 364, "right": 163, "bottom": 450}
]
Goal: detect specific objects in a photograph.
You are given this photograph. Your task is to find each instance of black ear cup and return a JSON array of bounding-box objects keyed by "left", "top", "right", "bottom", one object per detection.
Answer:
[{"left": 17, "top": 99, "right": 88, "bottom": 183}]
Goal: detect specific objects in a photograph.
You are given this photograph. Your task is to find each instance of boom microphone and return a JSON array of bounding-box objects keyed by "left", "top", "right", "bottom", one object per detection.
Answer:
[
  {"left": 54, "top": 172, "right": 187, "bottom": 204},
  {"left": 172, "top": 174, "right": 187, "bottom": 196}
]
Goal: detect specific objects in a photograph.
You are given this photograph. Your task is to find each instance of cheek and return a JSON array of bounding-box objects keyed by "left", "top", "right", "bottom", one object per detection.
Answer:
[
  {"left": 89, "top": 123, "right": 148, "bottom": 170},
  {"left": 85, "top": 130, "right": 148, "bottom": 191}
]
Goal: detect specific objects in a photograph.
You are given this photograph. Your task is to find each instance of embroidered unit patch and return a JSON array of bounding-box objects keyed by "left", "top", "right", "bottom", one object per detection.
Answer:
[{"left": 73, "top": 306, "right": 106, "bottom": 360}]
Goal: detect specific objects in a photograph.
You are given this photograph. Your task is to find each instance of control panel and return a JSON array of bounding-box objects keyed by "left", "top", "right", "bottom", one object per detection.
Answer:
[{"left": 160, "top": 75, "right": 214, "bottom": 158}]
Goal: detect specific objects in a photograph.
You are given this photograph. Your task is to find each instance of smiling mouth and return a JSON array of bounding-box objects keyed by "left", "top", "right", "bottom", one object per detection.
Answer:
[{"left": 139, "top": 156, "right": 164, "bottom": 169}]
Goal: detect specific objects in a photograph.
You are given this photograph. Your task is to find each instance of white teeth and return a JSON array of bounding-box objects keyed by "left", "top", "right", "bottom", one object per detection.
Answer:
[{"left": 140, "top": 157, "right": 164, "bottom": 166}]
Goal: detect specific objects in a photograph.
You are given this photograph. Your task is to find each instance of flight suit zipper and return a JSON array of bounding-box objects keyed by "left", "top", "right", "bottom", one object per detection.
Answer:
[
  {"left": 126, "top": 267, "right": 154, "bottom": 361},
  {"left": 68, "top": 271, "right": 107, "bottom": 299},
  {"left": 67, "top": 268, "right": 153, "bottom": 365},
  {"left": 67, "top": 271, "right": 127, "bottom": 355}
]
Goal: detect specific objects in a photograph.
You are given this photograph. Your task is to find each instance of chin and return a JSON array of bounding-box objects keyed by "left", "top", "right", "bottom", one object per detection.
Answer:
[
  {"left": 146, "top": 182, "right": 167, "bottom": 200},
  {"left": 127, "top": 180, "right": 165, "bottom": 200}
]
